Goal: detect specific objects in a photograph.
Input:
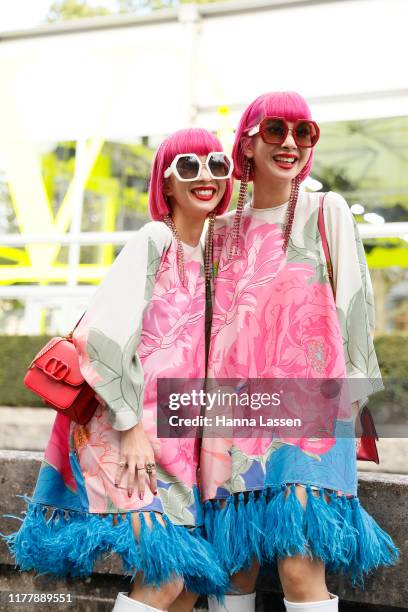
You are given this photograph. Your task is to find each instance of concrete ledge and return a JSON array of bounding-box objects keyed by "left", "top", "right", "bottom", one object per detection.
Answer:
[{"left": 0, "top": 451, "right": 406, "bottom": 610}]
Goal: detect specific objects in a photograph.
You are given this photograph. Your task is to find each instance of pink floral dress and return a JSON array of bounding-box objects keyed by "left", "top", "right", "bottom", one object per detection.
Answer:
[
  {"left": 200, "top": 191, "right": 399, "bottom": 586},
  {"left": 3, "top": 221, "right": 228, "bottom": 596}
]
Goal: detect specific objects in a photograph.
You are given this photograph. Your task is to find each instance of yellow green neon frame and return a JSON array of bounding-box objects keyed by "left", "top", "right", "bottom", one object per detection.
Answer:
[{"left": 0, "top": 137, "right": 109, "bottom": 285}]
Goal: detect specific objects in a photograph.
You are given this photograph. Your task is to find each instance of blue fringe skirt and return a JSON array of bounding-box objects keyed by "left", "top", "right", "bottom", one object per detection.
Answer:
[
  {"left": 2, "top": 496, "right": 229, "bottom": 600},
  {"left": 203, "top": 484, "right": 400, "bottom": 587}
]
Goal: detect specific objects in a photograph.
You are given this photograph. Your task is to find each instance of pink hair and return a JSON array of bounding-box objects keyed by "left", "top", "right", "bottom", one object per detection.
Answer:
[
  {"left": 232, "top": 91, "right": 315, "bottom": 183},
  {"left": 149, "top": 128, "right": 233, "bottom": 221}
]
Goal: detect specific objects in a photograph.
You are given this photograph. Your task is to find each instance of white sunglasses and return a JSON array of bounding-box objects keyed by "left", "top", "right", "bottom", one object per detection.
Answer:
[{"left": 163, "top": 152, "right": 233, "bottom": 182}]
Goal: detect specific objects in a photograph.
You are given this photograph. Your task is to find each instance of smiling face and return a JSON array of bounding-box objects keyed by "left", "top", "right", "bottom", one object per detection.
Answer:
[
  {"left": 164, "top": 154, "right": 227, "bottom": 219},
  {"left": 245, "top": 120, "right": 311, "bottom": 185}
]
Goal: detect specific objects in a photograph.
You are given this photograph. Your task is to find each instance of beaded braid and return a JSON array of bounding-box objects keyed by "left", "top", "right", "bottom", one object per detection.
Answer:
[
  {"left": 204, "top": 212, "right": 216, "bottom": 285},
  {"left": 281, "top": 175, "right": 301, "bottom": 253},
  {"left": 163, "top": 212, "right": 216, "bottom": 288},
  {"left": 204, "top": 212, "right": 216, "bottom": 367},
  {"left": 163, "top": 214, "right": 186, "bottom": 287},
  {"left": 227, "top": 157, "right": 252, "bottom": 260}
]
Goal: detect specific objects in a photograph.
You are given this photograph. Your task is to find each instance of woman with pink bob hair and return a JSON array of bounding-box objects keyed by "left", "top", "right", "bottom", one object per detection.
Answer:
[
  {"left": 3, "top": 128, "right": 233, "bottom": 612},
  {"left": 199, "top": 92, "right": 400, "bottom": 612}
]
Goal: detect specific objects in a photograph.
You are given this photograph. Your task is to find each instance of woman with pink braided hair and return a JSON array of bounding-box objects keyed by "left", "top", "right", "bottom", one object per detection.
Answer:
[
  {"left": 2, "top": 128, "right": 233, "bottom": 612},
  {"left": 200, "top": 92, "right": 399, "bottom": 612}
]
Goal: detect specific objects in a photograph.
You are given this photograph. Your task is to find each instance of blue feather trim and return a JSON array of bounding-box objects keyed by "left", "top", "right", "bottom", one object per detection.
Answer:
[
  {"left": 347, "top": 496, "right": 401, "bottom": 587},
  {"left": 303, "top": 486, "right": 342, "bottom": 565},
  {"left": 1, "top": 498, "right": 229, "bottom": 599},
  {"left": 203, "top": 484, "right": 400, "bottom": 587},
  {"left": 264, "top": 484, "right": 307, "bottom": 560},
  {"left": 204, "top": 490, "right": 266, "bottom": 575}
]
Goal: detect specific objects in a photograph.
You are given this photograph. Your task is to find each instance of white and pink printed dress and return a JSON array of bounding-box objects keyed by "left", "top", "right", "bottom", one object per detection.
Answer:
[
  {"left": 200, "top": 191, "right": 399, "bottom": 587},
  {"left": 3, "top": 221, "right": 228, "bottom": 597}
]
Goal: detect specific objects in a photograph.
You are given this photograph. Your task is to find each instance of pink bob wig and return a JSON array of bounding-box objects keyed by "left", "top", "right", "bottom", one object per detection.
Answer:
[
  {"left": 232, "top": 91, "right": 315, "bottom": 183},
  {"left": 149, "top": 128, "right": 233, "bottom": 221}
]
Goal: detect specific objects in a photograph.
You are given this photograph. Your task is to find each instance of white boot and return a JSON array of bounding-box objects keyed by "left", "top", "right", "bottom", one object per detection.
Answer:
[
  {"left": 112, "top": 592, "right": 167, "bottom": 612},
  {"left": 208, "top": 591, "right": 256, "bottom": 612},
  {"left": 283, "top": 592, "right": 339, "bottom": 611}
]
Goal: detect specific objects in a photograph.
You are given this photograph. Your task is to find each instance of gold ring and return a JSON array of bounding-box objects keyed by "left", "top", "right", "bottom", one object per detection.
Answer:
[{"left": 145, "top": 462, "right": 156, "bottom": 469}]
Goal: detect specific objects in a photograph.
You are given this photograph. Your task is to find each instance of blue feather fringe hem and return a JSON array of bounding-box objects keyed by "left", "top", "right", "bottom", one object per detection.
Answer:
[
  {"left": 203, "top": 484, "right": 400, "bottom": 587},
  {"left": 1, "top": 496, "right": 229, "bottom": 600}
]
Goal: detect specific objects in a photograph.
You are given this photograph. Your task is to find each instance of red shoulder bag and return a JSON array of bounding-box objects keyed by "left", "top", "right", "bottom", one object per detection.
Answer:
[{"left": 23, "top": 314, "right": 99, "bottom": 425}]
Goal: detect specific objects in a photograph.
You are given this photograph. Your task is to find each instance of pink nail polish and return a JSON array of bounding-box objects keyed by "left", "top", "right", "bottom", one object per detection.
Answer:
[
  {"left": 128, "top": 490, "right": 133, "bottom": 498},
  {"left": 139, "top": 492, "right": 144, "bottom": 500}
]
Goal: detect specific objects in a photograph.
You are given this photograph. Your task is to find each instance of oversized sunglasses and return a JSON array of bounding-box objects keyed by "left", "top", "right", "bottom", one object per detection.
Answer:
[
  {"left": 163, "top": 152, "right": 233, "bottom": 182},
  {"left": 247, "top": 116, "right": 320, "bottom": 148}
]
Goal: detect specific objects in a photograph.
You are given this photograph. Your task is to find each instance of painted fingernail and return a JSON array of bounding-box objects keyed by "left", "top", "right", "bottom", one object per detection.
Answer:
[
  {"left": 154, "top": 491, "right": 158, "bottom": 496},
  {"left": 128, "top": 489, "right": 133, "bottom": 498},
  {"left": 139, "top": 492, "right": 144, "bottom": 500}
]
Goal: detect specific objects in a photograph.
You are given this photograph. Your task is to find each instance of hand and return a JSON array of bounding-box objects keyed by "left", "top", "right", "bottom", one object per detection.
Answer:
[{"left": 114, "top": 423, "right": 157, "bottom": 500}]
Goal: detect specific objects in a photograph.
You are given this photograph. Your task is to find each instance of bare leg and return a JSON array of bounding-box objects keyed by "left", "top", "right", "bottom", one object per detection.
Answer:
[
  {"left": 206, "top": 496, "right": 260, "bottom": 612},
  {"left": 229, "top": 556, "right": 260, "bottom": 595},
  {"left": 129, "top": 512, "right": 184, "bottom": 608},
  {"left": 128, "top": 572, "right": 183, "bottom": 610},
  {"left": 277, "top": 485, "right": 330, "bottom": 603},
  {"left": 218, "top": 498, "right": 260, "bottom": 595},
  {"left": 168, "top": 588, "right": 199, "bottom": 612},
  {"left": 278, "top": 554, "right": 330, "bottom": 603},
  {"left": 109, "top": 512, "right": 184, "bottom": 610}
]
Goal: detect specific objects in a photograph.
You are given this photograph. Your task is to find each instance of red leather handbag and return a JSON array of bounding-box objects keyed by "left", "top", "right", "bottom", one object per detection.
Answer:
[
  {"left": 355, "top": 404, "right": 380, "bottom": 463},
  {"left": 24, "top": 315, "right": 99, "bottom": 425},
  {"left": 317, "top": 193, "right": 380, "bottom": 464}
]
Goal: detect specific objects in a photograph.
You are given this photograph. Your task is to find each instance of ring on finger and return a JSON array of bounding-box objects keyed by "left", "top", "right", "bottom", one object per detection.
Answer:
[
  {"left": 119, "top": 461, "right": 127, "bottom": 468},
  {"left": 145, "top": 462, "right": 156, "bottom": 474}
]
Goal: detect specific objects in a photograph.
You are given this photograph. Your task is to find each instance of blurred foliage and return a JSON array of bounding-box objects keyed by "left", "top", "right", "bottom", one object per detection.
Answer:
[
  {"left": 46, "top": 0, "right": 230, "bottom": 21},
  {"left": 376, "top": 334, "right": 408, "bottom": 379},
  {"left": 0, "top": 335, "right": 53, "bottom": 406},
  {"left": 47, "top": 0, "right": 111, "bottom": 21},
  {"left": 314, "top": 115, "right": 408, "bottom": 269},
  {"left": 314, "top": 116, "right": 408, "bottom": 212},
  {"left": 117, "top": 0, "right": 228, "bottom": 7},
  {"left": 369, "top": 333, "right": 408, "bottom": 423},
  {"left": 315, "top": 166, "right": 358, "bottom": 194}
]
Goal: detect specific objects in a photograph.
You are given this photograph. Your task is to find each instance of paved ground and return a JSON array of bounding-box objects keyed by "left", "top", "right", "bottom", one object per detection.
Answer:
[{"left": 0, "top": 407, "right": 407, "bottom": 474}]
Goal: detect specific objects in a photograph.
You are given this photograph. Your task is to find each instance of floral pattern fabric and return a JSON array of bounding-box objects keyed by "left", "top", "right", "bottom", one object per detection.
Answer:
[
  {"left": 201, "top": 191, "right": 383, "bottom": 501},
  {"left": 32, "top": 223, "right": 206, "bottom": 526}
]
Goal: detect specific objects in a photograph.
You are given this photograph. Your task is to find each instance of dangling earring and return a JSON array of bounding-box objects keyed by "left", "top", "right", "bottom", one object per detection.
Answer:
[
  {"left": 205, "top": 212, "right": 216, "bottom": 285},
  {"left": 282, "top": 175, "right": 301, "bottom": 253},
  {"left": 228, "top": 157, "right": 252, "bottom": 260},
  {"left": 163, "top": 214, "right": 186, "bottom": 287}
]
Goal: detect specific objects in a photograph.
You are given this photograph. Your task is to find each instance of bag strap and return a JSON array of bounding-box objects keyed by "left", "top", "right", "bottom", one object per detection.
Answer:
[
  {"left": 66, "top": 311, "right": 86, "bottom": 339},
  {"left": 317, "top": 192, "right": 336, "bottom": 299},
  {"left": 28, "top": 312, "right": 86, "bottom": 368}
]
